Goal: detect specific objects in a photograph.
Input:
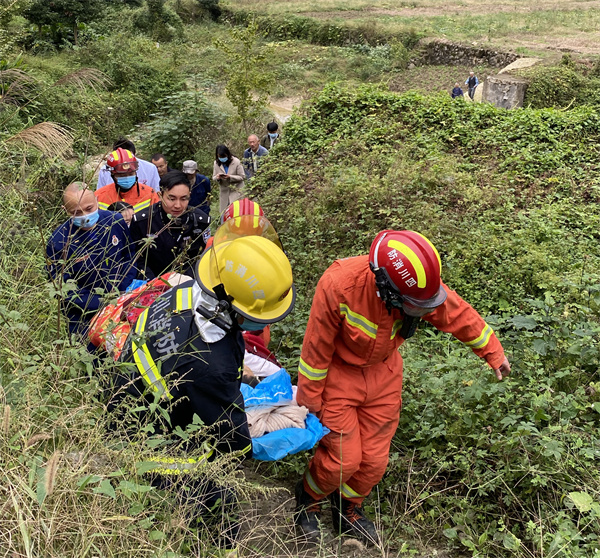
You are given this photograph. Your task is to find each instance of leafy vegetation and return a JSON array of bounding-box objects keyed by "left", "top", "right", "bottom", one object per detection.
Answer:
[
  {"left": 2, "top": 0, "right": 600, "bottom": 554},
  {"left": 250, "top": 84, "right": 600, "bottom": 556}
]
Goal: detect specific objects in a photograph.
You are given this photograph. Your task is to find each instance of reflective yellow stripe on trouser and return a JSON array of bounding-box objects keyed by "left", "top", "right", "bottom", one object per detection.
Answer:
[
  {"left": 339, "top": 304, "right": 378, "bottom": 339},
  {"left": 304, "top": 468, "right": 326, "bottom": 495},
  {"left": 340, "top": 483, "right": 365, "bottom": 499},
  {"left": 298, "top": 358, "right": 328, "bottom": 381},
  {"left": 464, "top": 323, "right": 493, "bottom": 350},
  {"left": 132, "top": 308, "right": 173, "bottom": 400}
]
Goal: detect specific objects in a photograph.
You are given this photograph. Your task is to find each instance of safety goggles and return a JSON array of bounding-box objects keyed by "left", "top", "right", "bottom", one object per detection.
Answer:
[{"left": 397, "top": 286, "right": 447, "bottom": 317}]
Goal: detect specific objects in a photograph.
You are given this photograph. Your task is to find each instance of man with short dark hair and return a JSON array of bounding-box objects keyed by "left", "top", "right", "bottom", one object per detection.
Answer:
[
  {"left": 151, "top": 153, "right": 172, "bottom": 178},
  {"left": 243, "top": 135, "right": 269, "bottom": 180},
  {"left": 182, "top": 160, "right": 212, "bottom": 216},
  {"left": 260, "top": 122, "right": 280, "bottom": 150},
  {"left": 96, "top": 138, "right": 160, "bottom": 191},
  {"left": 47, "top": 182, "right": 137, "bottom": 336}
]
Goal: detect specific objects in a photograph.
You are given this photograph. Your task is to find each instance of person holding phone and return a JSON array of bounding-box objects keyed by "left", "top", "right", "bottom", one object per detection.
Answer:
[{"left": 212, "top": 145, "right": 245, "bottom": 215}]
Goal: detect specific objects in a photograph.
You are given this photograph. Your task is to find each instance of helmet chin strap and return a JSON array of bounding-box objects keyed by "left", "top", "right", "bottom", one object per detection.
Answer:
[
  {"left": 213, "top": 283, "right": 240, "bottom": 329},
  {"left": 370, "top": 263, "right": 421, "bottom": 340}
]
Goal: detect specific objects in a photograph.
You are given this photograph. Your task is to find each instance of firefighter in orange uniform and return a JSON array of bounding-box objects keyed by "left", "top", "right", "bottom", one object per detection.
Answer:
[
  {"left": 294, "top": 230, "right": 511, "bottom": 544},
  {"left": 95, "top": 148, "right": 159, "bottom": 215}
]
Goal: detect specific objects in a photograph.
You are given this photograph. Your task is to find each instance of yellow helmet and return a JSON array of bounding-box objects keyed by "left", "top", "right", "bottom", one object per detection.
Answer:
[{"left": 195, "top": 235, "right": 295, "bottom": 323}]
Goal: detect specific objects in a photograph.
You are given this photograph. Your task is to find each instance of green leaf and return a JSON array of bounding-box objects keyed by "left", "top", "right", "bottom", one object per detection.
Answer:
[
  {"left": 135, "top": 461, "right": 160, "bottom": 475},
  {"left": 532, "top": 339, "right": 548, "bottom": 355},
  {"left": 149, "top": 530, "right": 166, "bottom": 541},
  {"left": 510, "top": 315, "right": 538, "bottom": 330},
  {"left": 117, "top": 480, "right": 154, "bottom": 498},
  {"left": 443, "top": 528, "right": 457, "bottom": 539},
  {"left": 93, "top": 479, "right": 116, "bottom": 499},
  {"left": 568, "top": 491, "right": 594, "bottom": 513}
]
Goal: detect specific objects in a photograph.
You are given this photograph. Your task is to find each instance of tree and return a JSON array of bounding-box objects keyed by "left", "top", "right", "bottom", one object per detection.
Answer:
[
  {"left": 24, "top": 0, "right": 105, "bottom": 45},
  {"left": 213, "top": 22, "right": 273, "bottom": 133}
]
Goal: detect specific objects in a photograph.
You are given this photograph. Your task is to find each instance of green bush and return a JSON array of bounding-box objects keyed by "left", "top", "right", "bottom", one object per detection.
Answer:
[
  {"left": 250, "top": 83, "right": 600, "bottom": 557},
  {"left": 137, "top": 89, "right": 229, "bottom": 170}
]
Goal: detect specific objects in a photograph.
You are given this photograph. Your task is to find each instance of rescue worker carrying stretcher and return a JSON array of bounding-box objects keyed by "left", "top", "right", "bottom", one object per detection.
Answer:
[
  {"left": 108, "top": 214, "right": 295, "bottom": 544},
  {"left": 295, "top": 230, "right": 511, "bottom": 544}
]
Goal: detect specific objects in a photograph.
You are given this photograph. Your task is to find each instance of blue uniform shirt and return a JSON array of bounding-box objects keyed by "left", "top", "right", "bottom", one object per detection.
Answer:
[{"left": 46, "top": 209, "right": 137, "bottom": 334}]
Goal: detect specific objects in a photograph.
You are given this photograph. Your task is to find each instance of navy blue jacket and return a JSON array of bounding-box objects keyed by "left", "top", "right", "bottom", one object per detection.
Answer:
[
  {"left": 189, "top": 173, "right": 211, "bottom": 215},
  {"left": 46, "top": 210, "right": 137, "bottom": 334}
]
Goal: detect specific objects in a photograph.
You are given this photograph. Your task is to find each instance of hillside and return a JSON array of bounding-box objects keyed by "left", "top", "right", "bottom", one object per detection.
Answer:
[
  {"left": 224, "top": 0, "right": 600, "bottom": 55},
  {"left": 1, "top": 2, "right": 600, "bottom": 556}
]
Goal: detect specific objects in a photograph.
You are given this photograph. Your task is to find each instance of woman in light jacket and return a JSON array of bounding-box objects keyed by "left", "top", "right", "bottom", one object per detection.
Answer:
[{"left": 213, "top": 145, "right": 245, "bottom": 215}]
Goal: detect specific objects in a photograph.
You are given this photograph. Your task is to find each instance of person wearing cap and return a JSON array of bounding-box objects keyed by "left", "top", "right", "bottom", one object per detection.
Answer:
[
  {"left": 242, "top": 135, "right": 269, "bottom": 181},
  {"left": 47, "top": 182, "right": 137, "bottom": 336},
  {"left": 130, "top": 170, "right": 211, "bottom": 279},
  {"left": 96, "top": 138, "right": 160, "bottom": 192},
  {"left": 294, "top": 230, "right": 510, "bottom": 545},
  {"left": 260, "top": 122, "right": 280, "bottom": 150},
  {"left": 182, "top": 160, "right": 212, "bottom": 216}
]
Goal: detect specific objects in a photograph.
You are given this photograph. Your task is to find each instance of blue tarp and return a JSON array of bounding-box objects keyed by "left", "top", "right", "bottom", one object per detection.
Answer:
[{"left": 241, "top": 369, "right": 329, "bottom": 461}]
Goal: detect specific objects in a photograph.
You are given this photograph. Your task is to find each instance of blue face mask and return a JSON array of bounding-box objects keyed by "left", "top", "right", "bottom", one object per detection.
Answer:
[
  {"left": 115, "top": 175, "right": 136, "bottom": 190},
  {"left": 268, "top": 132, "right": 278, "bottom": 139},
  {"left": 239, "top": 317, "right": 266, "bottom": 331},
  {"left": 218, "top": 156, "right": 229, "bottom": 163},
  {"left": 72, "top": 209, "right": 100, "bottom": 228}
]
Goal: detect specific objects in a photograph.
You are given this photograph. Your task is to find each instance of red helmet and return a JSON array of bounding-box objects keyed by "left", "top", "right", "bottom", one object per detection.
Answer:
[
  {"left": 106, "top": 148, "right": 139, "bottom": 174},
  {"left": 369, "top": 230, "right": 446, "bottom": 313},
  {"left": 221, "top": 198, "right": 264, "bottom": 224}
]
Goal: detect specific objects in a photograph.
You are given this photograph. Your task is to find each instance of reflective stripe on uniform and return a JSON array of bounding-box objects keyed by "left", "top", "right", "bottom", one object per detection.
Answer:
[
  {"left": 298, "top": 357, "right": 328, "bottom": 381},
  {"left": 98, "top": 202, "right": 109, "bottom": 210},
  {"left": 339, "top": 303, "right": 378, "bottom": 339},
  {"left": 340, "top": 483, "right": 364, "bottom": 499},
  {"left": 132, "top": 308, "right": 173, "bottom": 400},
  {"left": 305, "top": 469, "right": 325, "bottom": 495},
  {"left": 175, "top": 287, "right": 193, "bottom": 312},
  {"left": 464, "top": 323, "right": 494, "bottom": 350},
  {"left": 145, "top": 452, "right": 214, "bottom": 475},
  {"left": 133, "top": 199, "right": 151, "bottom": 212},
  {"left": 390, "top": 319, "right": 403, "bottom": 339}
]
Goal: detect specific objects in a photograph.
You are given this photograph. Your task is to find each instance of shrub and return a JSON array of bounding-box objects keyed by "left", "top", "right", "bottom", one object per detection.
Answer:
[{"left": 136, "top": 89, "right": 229, "bottom": 170}]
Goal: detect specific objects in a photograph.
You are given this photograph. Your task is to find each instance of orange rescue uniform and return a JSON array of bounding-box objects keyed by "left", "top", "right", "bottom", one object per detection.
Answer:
[
  {"left": 95, "top": 182, "right": 160, "bottom": 214},
  {"left": 297, "top": 255, "right": 505, "bottom": 504}
]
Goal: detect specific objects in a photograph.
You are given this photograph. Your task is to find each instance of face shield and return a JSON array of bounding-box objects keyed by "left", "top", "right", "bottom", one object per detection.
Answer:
[{"left": 395, "top": 286, "right": 448, "bottom": 317}]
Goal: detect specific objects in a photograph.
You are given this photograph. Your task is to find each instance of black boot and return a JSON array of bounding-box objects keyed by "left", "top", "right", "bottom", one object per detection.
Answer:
[
  {"left": 294, "top": 480, "right": 322, "bottom": 540},
  {"left": 330, "top": 492, "right": 380, "bottom": 545}
]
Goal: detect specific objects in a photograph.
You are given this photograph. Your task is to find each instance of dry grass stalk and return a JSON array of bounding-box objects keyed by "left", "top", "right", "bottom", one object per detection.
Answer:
[
  {"left": 7, "top": 122, "right": 74, "bottom": 156},
  {"left": 44, "top": 451, "right": 61, "bottom": 497},
  {"left": 25, "top": 433, "right": 52, "bottom": 448},
  {"left": 2, "top": 404, "right": 9, "bottom": 436},
  {"left": 53, "top": 67, "right": 112, "bottom": 93},
  {"left": 0, "top": 68, "right": 37, "bottom": 106}
]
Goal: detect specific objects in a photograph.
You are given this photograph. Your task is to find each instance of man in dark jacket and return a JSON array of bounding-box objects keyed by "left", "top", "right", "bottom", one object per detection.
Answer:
[
  {"left": 130, "top": 171, "right": 211, "bottom": 279},
  {"left": 182, "top": 160, "right": 212, "bottom": 216},
  {"left": 46, "top": 182, "right": 137, "bottom": 336}
]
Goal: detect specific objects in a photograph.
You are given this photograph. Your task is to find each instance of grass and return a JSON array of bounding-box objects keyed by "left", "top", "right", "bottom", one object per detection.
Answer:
[{"left": 224, "top": 0, "right": 600, "bottom": 55}]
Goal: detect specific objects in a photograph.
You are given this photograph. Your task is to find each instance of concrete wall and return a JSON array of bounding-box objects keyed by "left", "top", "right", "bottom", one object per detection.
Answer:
[
  {"left": 482, "top": 75, "right": 529, "bottom": 109},
  {"left": 419, "top": 38, "right": 519, "bottom": 68}
]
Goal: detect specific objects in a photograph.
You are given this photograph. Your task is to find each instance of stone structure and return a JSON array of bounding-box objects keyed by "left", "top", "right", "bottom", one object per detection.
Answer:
[
  {"left": 481, "top": 75, "right": 529, "bottom": 109},
  {"left": 420, "top": 38, "right": 519, "bottom": 68}
]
